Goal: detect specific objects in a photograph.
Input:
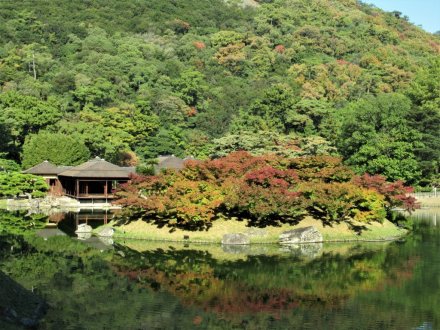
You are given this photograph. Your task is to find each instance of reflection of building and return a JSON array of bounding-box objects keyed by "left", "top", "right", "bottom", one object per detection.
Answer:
[{"left": 23, "top": 157, "right": 134, "bottom": 201}]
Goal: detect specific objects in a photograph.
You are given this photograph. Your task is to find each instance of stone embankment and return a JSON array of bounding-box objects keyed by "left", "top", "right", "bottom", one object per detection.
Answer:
[{"left": 4, "top": 196, "right": 121, "bottom": 212}]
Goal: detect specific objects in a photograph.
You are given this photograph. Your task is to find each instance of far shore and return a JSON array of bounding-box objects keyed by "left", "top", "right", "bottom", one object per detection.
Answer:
[{"left": 414, "top": 196, "right": 440, "bottom": 208}]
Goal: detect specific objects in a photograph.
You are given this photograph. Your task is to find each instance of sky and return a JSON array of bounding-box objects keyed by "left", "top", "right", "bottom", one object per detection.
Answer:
[{"left": 365, "top": 0, "right": 440, "bottom": 33}]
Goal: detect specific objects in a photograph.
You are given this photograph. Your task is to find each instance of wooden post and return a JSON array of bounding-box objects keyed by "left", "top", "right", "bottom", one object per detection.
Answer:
[
  {"left": 85, "top": 182, "right": 89, "bottom": 196},
  {"left": 104, "top": 181, "right": 108, "bottom": 198},
  {"left": 76, "top": 180, "right": 79, "bottom": 198}
]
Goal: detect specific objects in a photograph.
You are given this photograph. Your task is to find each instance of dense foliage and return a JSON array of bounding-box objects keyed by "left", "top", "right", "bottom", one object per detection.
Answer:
[
  {"left": 0, "top": 0, "right": 439, "bottom": 185},
  {"left": 115, "top": 152, "right": 416, "bottom": 229},
  {"left": 21, "top": 131, "right": 90, "bottom": 168},
  {"left": 0, "top": 172, "right": 48, "bottom": 198}
]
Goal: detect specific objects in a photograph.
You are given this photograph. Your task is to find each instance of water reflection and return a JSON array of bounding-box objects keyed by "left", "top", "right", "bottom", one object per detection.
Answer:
[
  {"left": 51, "top": 209, "right": 119, "bottom": 236},
  {"left": 1, "top": 209, "right": 440, "bottom": 329},
  {"left": 410, "top": 209, "right": 440, "bottom": 227}
]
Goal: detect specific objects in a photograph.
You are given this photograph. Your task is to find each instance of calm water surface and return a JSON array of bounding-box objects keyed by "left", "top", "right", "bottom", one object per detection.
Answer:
[{"left": 1, "top": 209, "right": 439, "bottom": 329}]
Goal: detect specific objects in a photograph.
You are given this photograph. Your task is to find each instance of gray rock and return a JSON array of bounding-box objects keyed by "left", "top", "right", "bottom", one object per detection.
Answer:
[
  {"left": 97, "top": 227, "right": 114, "bottom": 237},
  {"left": 221, "top": 233, "right": 250, "bottom": 245},
  {"left": 279, "top": 226, "right": 323, "bottom": 245},
  {"left": 75, "top": 223, "right": 92, "bottom": 233}
]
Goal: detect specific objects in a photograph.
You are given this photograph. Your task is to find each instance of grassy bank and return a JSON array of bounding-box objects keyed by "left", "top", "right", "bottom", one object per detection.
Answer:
[{"left": 111, "top": 216, "right": 407, "bottom": 244}]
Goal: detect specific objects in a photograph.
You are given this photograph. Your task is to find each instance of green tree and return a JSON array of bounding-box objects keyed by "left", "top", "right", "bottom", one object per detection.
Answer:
[
  {"left": 337, "top": 94, "right": 422, "bottom": 184},
  {"left": 21, "top": 131, "right": 90, "bottom": 168},
  {"left": 231, "top": 84, "right": 297, "bottom": 133},
  {"left": 0, "top": 172, "right": 48, "bottom": 198},
  {"left": 210, "top": 130, "right": 300, "bottom": 158},
  {"left": 406, "top": 59, "right": 440, "bottom": 185},
  {"left": 172, "top": 69, "right": 208, "bottom": 107},
  {"left": 136, "top": 126, "right": 187, "bottom": 159},
  {"left": 0, "top": 92, "right": 63, "bottom": 160},
  {"left": 0, "top": 153, "right": 20, "bottom": 172}
]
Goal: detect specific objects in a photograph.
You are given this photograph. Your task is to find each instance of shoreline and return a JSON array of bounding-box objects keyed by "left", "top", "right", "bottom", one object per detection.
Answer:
[
  {"left": 113, "top": 233, "right": 406, "bottom": 245},
  {"left": 114, "top": 235, "right": 405, "bottom": 244},
  {"left": 109, "top": 216, "right": 408, "bottom": 245}
]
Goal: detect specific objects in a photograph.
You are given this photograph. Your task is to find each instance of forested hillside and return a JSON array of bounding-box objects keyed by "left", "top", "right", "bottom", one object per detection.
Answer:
[{"left": 0, "top": 0, "right": 439, "bottom": 185}]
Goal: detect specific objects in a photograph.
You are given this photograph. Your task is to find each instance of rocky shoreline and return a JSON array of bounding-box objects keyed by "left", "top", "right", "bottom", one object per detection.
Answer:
[{"left": 3, "top": 196, "right": 121, "bottom": 213}]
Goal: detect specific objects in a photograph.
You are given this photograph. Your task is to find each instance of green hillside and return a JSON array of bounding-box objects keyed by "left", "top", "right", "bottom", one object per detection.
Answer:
[{"left": 0, "top": 0, "right": 439, "bottom": 185}]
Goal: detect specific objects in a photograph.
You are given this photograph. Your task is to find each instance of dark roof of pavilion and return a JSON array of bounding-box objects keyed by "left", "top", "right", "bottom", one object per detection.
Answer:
[
  {"left": 58, "top": 157, "right": 130, "bottom": 179},
  {"left": 22, "top": 160, "right": 62, "bottom": 175},
  {"left": 155, "top": 155, "right": 185, "bottom": 172},
  {"left": 121, "top": 166, "right": 136, "bottom": 174}
]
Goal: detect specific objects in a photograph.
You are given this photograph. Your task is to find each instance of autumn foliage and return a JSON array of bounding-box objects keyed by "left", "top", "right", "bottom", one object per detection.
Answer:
[{"left": 115, "top": 152, "right": 417, "bottom": 230}]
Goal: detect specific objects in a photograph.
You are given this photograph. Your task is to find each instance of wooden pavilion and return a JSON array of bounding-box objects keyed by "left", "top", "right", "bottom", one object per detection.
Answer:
[
  {"left": 24, "top": 156, "right": 197, "bottom": 201},
  {"left": 57, "top": 157, "right": 132, "bottom": 200},
  {"left": 24, "top": 157, "right": 133, "bottom": 200}
]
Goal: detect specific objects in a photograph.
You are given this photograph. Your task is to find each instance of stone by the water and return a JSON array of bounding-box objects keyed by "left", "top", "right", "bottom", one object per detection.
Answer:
[
  {"left": 222, "top": 233, "right": 250, "bottom": 245},
  {"left": 279, "top": 226, "right": 323, "bottom": 244},
  {"left": 75, "top": 223, "right": 93, "bottom": 234},
  {"left": 97, "top": 227, "right": 114, "bottom": 237}
]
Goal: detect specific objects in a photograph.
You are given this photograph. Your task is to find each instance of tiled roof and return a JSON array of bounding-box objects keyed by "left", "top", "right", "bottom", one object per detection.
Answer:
[
  {"left": 22, "top": 161, "right": 61, "bottom": 175},
  {"left": 156, "top": 155, "right": 185, "bottom": 172},
  {"left": 58, "top": 157, "right": 130, "bottom": 179}
]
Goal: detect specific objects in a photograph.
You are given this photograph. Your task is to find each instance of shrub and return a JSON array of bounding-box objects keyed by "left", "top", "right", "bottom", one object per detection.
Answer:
[{"left": 115, "top": 152, "right": 411, "bottom": 230}]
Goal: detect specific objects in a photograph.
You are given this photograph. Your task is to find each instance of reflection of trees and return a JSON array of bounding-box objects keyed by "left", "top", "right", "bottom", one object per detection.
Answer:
[
  {"left": 350, "top": 222, "right": 440, "bottom": 328},
  {"left": 112, "top": 242, "right": 416, "bottom": 321},
  {"left": 0, "top": 210, "right": 47, "bottom": 235},
  {"left": 0, "top": 269, "right": 46, "bottom": 328},
  {"left": 2, "top": 210, "right": 439, "bottom": 329},
  {"left": 1, "top": 234, "right": 206, "bottom": 329}
]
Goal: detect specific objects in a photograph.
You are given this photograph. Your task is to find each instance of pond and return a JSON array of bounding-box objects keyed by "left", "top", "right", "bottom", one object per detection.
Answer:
[{"left": 1, "top": 209, "right": 439, "bottom": 329}]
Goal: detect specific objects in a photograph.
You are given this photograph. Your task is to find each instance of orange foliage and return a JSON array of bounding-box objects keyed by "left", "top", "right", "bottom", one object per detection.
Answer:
[
  {"left": 193, "top": 41, "right": 206, "bottom": 50},
  {"left": 274, "top": 44, "right": 285, "bottom": 54}
]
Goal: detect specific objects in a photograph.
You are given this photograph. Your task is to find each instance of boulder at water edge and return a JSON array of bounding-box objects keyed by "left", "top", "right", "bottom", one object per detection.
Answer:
[
  {"left": 97, "top": 227, "right": 114, "bottom": 237},
  {"left": 279, "top": 226, "right": 323, "bottom": 244},
  {"left": 75, "top": 223, "right": 93, "bottom": 234},
  {"left": 222, "top": 233, "right": 250, "bottom": 245}
]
